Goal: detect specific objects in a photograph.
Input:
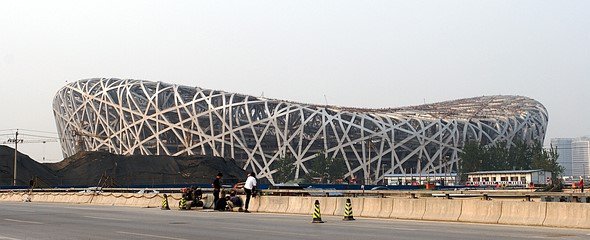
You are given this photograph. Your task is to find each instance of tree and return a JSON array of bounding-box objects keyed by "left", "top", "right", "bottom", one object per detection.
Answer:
[
  {"left": 531, "top": 142, "right": 564, "bottom": 182},
  {"left": 307, "top": 152, "right": 348, "bottom": 183},
  {"left": 271, "top": 155, "right": 296, "bottom": 184},
  {"left": 459, "top": 140, "right": 563, "bottom": 182}
]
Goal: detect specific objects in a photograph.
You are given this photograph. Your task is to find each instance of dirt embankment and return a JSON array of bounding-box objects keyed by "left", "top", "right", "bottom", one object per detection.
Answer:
[{"left": 0, "top": 145, "right": 246, "bottom": 187}]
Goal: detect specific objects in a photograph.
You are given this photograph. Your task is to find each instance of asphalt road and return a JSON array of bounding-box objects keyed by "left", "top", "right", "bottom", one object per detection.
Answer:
[{"left": 0, "top": 202, "right": 589, "bottom": 240}]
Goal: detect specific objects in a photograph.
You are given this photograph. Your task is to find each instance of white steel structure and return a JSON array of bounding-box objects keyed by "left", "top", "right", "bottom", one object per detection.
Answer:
[{"left": 53, "top": 78, "right": 549, "bottom": 183}]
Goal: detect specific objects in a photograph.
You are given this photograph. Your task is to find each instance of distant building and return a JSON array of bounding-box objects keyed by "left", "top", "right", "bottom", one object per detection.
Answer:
[
  {"left": 572, "top": 138, "right": 590, "bottom": 178},
  {"left": 383, "top": 173, "right": 458, "bottom": 186},
  {"left": 551, "top": 138, "right": 574, "bottom": 176},
  {"left": 551, "top": 137, "right": 590, "bottom": 179},
  {"left": 466, "top": 170, "right": 551, "bottom": 187}
]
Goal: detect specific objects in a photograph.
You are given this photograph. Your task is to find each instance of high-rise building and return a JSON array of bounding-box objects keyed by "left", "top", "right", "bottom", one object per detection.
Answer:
[
  {"left": 572, "top": 138, "right": 590, "bottom": 178},
  {"left": 551, "top": 138, "right": 574, "bottom": 176}
]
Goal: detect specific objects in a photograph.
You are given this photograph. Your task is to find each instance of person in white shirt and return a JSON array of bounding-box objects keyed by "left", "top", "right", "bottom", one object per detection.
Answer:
[{"left": 244, "top": 172, "right": 257, "bottom": 213}]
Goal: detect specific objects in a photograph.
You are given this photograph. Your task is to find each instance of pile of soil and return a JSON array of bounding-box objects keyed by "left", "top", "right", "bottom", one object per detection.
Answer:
[
  {"left": 0, "top": 145, "right": 246, "bottom": 187},
  {"left": 0, "top": 145, "right": 59, "bottom": 186}
]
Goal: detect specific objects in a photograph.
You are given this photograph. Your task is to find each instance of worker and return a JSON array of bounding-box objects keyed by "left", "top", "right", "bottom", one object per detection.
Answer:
[
  {"left": 228, "top": 190, "right": 243, "bottom": 211},
  {"left": 191, "top": 187, "right": 203, "bottom": 207},
  {"left": 214, "top": 191, "right": 227, "bottom": 211},
  {"left": 212, "top": 172, "right": 223, "bottom": 209},
  {"left": 244, "top": 172, "right": 257, "bottom": 213}
]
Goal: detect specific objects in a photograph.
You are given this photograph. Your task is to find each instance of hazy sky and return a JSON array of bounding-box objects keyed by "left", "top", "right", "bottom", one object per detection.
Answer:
[{"left": 0, "top": 1, "right": 588, "bottom": 162}]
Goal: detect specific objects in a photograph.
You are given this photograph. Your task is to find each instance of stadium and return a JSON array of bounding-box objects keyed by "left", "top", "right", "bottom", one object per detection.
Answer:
[{"left": 53, "top": 78, "right": 548, "bottom": 184}]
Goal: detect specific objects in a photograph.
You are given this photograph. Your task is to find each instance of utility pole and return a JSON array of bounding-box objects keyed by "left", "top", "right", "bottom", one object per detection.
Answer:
[
  {"left": 368, "top": 139, "right": 371, "bottom": 185},
  {"left": 9, "top": 130, "right": 23, "bottom": 186}
]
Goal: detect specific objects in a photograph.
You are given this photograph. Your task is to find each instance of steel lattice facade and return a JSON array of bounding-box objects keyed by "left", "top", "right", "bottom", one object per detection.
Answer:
[{"left": 53, "top": 78, "right": 548, "bottom": 184}]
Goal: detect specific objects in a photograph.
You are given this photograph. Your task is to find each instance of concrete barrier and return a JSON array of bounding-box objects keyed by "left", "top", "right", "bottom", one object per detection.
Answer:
[
  {"left": 458, "top": 200, "right": 502, "bottom": 224},
  {"left": 92, "top": 194, "right": 107, "bottom": 205},
  {"left": 360, "top": 197, "right": 382, "bottom": 218},
  {"left": 318, "top": 197, "right": 330, "bottom": 216},
  {"left": 147, "top": 195, "right": 162, "bottom": 208},
  {"left": 299, "top": 197, "right": 315, "bottom": 215},
  {"left": 247, "top": 196, "right": 261, "bottom": 212},
  {"left": 54, "top": 194, "right": 67, "bottom": 203},
  {"left": 286, "top": 197, "right": 304, "bottom": 214},
  {"left": 76, "top": 194, "right": 92, "bottom": 204},
  {"left": 257, "top": 196, "right": 270, "bottom": 212},
  {"left": 45, "top": 193, "right": 56, "bottom": 203},
  {"left": 379, "top": 198, "right": 394, "bottom": 218},
  {"left": 498, "top": 201, "right": 547, "bottom": 226},
  {"left": 543, "top": 202, "right": 590, "bottom": 229},
  {"left": 351, "top": 198, "right": 365, "bottom": 217},
  {"left": 390, "top": 198, "right": 426, "bottom": 219},
  {"left": 138, "top": 195, "right": 155, "bottom": 207},
  {"left": 264, "top": 196, "right": 289, "bottom": 213},
  {"left": 31, "top": 193, "right": 45, "bottom": 202},
  {"left": 322, "top": 197, "right": 341, "bottom": 216},
  {"left": 113, "top": 194, "right": 127, "bottom": 206},
  {"left": 423, "top": 198, "right": 462, "bottom": 222},
  {"left": 125, "top": 196, "right": 138, "bottom": 206}
]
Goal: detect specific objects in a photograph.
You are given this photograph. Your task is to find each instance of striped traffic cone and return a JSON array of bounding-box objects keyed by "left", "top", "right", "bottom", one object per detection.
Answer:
[
  {"left": 179, "top": 198, "right": 187, "bottom": 210},
  {"left": 312, "top": 199, "right": 324, "bottom": 223},
  {"left": 161, "top": 194, "right": 170, "bottom": 210},
  {"left": 343, "top": 198, "right": 355, "bottom": 221}
]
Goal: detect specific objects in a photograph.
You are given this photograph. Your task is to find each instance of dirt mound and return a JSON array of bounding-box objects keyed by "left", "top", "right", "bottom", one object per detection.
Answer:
[
  {"left": 46, "top": 151, "right": 247, "bottom": 187},
  {"left": 0, "top": 145, "right": 59, "bottom": 187},
  {"left": 0, "top": 145, "right": 247, "bottom": 187}
]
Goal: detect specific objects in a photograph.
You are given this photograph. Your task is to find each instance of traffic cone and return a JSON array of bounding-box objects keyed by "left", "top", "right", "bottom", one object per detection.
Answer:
[
  {"left": 161, "top": 194, "right": 170, "bottom": 210},
  {"left": 343, "top": 198, "right": 355, "bottom": 221},
  {"left": 312, "top": 199, "right": 324, "bottom": 223},
  {"left": 179, "top": 198, "right": 187, "bottom": 210}
]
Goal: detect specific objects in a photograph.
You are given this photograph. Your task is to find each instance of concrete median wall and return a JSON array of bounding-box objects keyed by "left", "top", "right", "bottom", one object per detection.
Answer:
[
  {"left": 498, "top": 201, "right": 547, "bottom": 226},
  {"left": 247, "top": 196, "right": 261, "bottom": 212},
  {"left": 390, "top": 198, "right": 426, "bottom": 220},
  {"left": 3, "top": 192, "right": 590, "bottom": 229},
  {"left": 323, "top": 197, "right": 342, "bottom": 216},
  {"left": 262, "top": 196, "right": 289, "bottom": 213},
  {"left": 422, "top": 198, "right": 462, "bottom": 221},
  {"left": 543, "top": 202, "right": 590, "bottom": 229},
  {"left": 360, "top": 197, "right": 382, "bottom": 218},
  {"left": 458, "top": 200, "right": 502, "bottom": 224},
  {"left": 379, "top": 198, "right": 394, "bottom": 218}
]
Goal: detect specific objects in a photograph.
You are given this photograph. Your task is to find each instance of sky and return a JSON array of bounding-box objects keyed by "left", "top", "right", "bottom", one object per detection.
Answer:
[{"left": 0, "top": 0, "right": 588, "bottom": 163}]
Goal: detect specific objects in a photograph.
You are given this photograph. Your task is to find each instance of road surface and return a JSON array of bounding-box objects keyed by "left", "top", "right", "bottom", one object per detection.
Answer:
[{"left": 0, "top": 202, "right": 588, "bottom": 240}]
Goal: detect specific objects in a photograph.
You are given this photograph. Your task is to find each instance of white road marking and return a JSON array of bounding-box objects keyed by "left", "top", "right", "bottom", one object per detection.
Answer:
[
  {"left": 0, "top": 235, "right": 22, "bottom": 240},
  {"left": 3, "top": 219, "right": 43, "bottom": 225},
  {"left": 116, "top": 231, "right": 188, "bottom": 240},
  {"left": 7, "top": 209, "right": 35, "bottom": 213},
  {"left": 217, "top": 226, "right": 316, "bottom": 237},
  {"left": 83, "top": 215, "right": 129, "bottom": 221}
]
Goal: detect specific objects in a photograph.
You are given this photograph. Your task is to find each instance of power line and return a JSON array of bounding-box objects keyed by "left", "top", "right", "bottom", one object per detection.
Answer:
[
  {"left": 18, "top": 133, "right": 61, "bottom": 139},
  {"left": 18, "top": 128, "right": 59, "bottom": 135}
]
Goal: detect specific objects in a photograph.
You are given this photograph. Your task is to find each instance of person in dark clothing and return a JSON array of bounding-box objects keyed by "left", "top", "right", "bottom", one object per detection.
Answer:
[
  {"left": 191, "top": 187, "right": 203, "bottom": 207},
  {"left": 214, "top": 191, "right": 227, "bottom": 211},
  {"left": 212, "top": 172, "right": 222, "bottom": 209}
]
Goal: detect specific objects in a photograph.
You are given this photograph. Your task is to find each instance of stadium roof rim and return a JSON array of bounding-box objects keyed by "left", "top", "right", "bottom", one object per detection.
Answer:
[{"left": 63, "top": 78, "right": 547, "bottom": 120}]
